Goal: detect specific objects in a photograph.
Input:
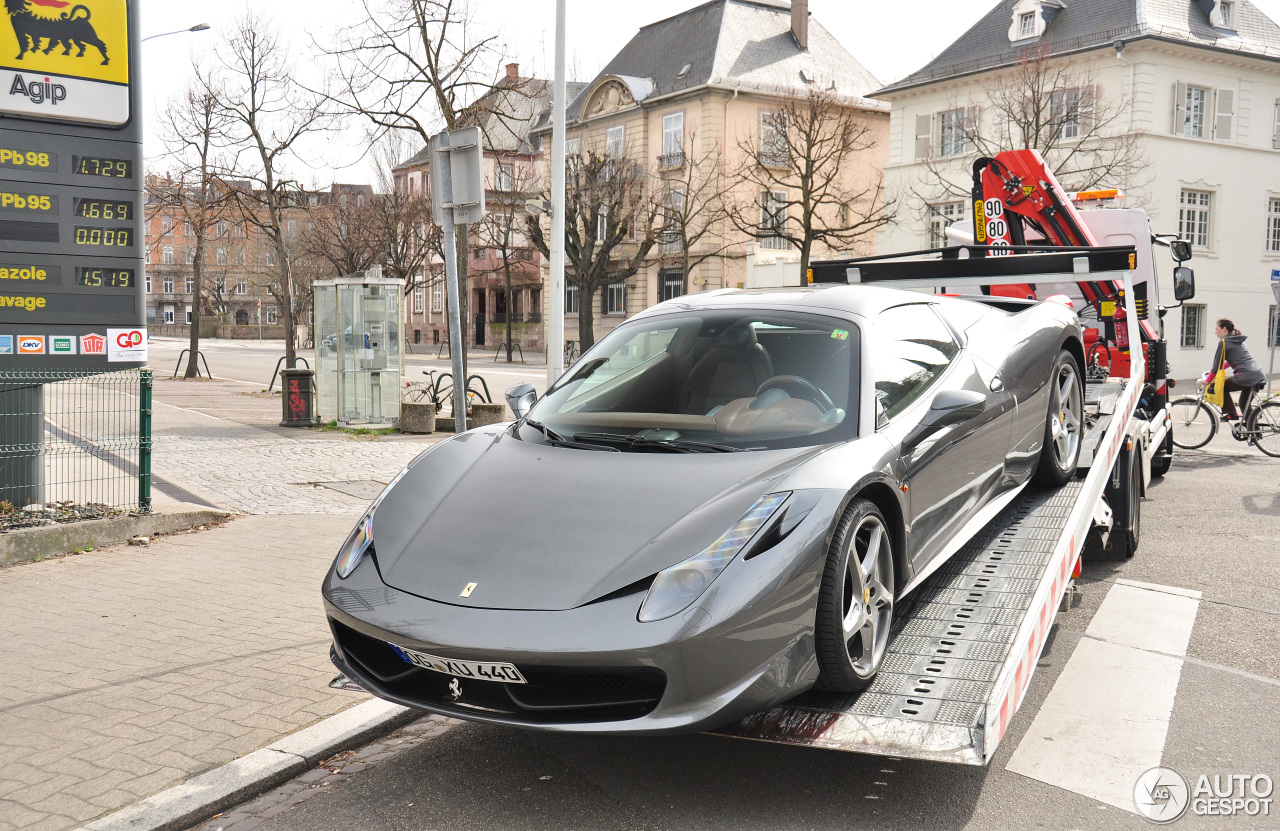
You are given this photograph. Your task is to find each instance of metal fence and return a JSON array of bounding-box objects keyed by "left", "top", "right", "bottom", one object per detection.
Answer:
[{"left": 0, "top": 369, "right": 151, "bottom": 531}]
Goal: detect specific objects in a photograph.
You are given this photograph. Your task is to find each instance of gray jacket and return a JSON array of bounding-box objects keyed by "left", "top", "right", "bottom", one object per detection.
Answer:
[{"left": 1209, "top": 334, "right": 1265, "bottom": 387}]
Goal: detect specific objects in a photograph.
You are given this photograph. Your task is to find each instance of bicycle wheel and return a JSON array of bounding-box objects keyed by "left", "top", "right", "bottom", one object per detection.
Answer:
[
  {"left": 404, "top": 385, "right": 430, "bottom": 403},
  {"left": 1169, "top": 397, "right": 1217, "bottom": 449},
  {"left": 1248, "top": 402, "right": 1280, "bottom": 458}
]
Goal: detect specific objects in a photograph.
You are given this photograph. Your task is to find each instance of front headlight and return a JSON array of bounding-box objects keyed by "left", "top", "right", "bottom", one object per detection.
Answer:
[
  {"left": 638, "top": 492, "right": 790, "bottom": 622},
  {"left": 333, "top": 466, "right": 411, "bottom": 579}
]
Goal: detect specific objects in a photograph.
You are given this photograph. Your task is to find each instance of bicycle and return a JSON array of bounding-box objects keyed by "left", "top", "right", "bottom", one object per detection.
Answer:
[
  {"left": 564, "top": 340, "right": 580, "bottom": 366},
  {"left": 1169, "top": 380, "right": 1280, "bottom": 457},
  {"left": 404, "top": 370, "right": 492, "bottom": 414},
  {"left": 403, "top": 369, "right": 439, "bottom": 404}
]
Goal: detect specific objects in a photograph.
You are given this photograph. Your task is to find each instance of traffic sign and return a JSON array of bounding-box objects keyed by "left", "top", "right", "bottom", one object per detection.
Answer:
[
  {"left": 1271, "top": 269, "right": 1280, "bottom": 281},
  {"left": 0, "top": 0, "right": 143, "bottom": 370}
]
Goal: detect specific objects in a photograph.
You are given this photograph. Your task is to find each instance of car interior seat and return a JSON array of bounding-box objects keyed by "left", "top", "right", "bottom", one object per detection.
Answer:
[{"left": 683, "top": 323, "right": 775, "bottom": 414}]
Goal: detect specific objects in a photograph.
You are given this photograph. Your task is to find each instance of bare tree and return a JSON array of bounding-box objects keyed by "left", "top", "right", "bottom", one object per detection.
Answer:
[
  {"left": 918, "top": 46, "right": 1145, "bottom": 208},
  {"left": 369, "top": 138, "right": 439, "bottom": 303},
  {"left": 153, "top": 72, "right": 234, "bottom": 378},
  {"left": 528, "top": 150, "right": 656, "bottom": 351},
  {"left": 654, "top": 134, "right": 732, "bottom": 296},
  {"left": 473, "top": 157, "right": 536, "bottom": 361},
  {"left": 301, "top": 192, "right": 381, "bottom": 279},
  {"left": 214, "top": 14, "right": 335, "bottom": 368},
  {"left": 728, "top": 86, "right": 892, "bottom": 275}
]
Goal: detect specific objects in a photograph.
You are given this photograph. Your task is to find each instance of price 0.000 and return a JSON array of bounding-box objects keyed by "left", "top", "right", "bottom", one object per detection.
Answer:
[
  {"left": 73, "top": 156, "right": 133, "bottom": 179},
  {"left": 74, "top": 226, "right": 134, "bottom": 247},
  {"left": 76, "top": 268, "right": 135, "bottom": 289},
  {"left": 75, "top": 199, "right": 133, "bottom": 220}
]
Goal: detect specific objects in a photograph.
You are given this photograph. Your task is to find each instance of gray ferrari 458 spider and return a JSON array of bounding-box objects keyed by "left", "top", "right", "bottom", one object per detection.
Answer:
[{"left": 323, "top": 284, "right": 1084, "bottom": 734}]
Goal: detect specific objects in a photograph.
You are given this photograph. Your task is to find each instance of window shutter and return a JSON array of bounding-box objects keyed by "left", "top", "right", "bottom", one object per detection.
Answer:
[
  {"left": 1214, "top": 89, "right": 1235, "bottom": 141},
  {"left": 1079, "top": 85, "right": 1096, "bottom": 135},
  {"left": 1174, "top": 81, "right": 1188, "bottom": 134},
  {"left": 1273, "top": 98, "right": 1280, "bottom": 150},
  {"left": 914, "top": 113, "right": 933, "bottom": 160},
  {"left": 966, "top": 105, "right": 981, "bottom": 141}
]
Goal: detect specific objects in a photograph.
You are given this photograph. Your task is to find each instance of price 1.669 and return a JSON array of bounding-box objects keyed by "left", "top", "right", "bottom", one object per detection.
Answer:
[{"left": 75, "top": 199, "right": 133, "bottom": 220}]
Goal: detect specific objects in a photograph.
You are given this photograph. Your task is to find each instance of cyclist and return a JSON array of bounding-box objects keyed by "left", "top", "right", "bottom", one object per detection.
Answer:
[{"left": 1202, "top": 318, "right": 1265, "bottom": 422}]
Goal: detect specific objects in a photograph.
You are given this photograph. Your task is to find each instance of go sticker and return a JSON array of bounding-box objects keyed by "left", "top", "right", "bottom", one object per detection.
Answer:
[{"left": 831, "top": 329, "right": 849, "bottom": 340}]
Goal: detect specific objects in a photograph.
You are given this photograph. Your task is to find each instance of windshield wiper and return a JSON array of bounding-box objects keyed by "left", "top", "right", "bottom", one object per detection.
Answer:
[
  {"left": 525, "top": 420, "right": 620, "bottom": 452},
  {"left": 572, "top": 432, "right": 744, "bottom": 453}
]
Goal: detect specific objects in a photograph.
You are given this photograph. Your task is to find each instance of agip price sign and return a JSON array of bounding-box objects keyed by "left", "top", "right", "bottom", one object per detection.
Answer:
[{"left": 0, "top": 0, "right": 142, "bottom": 369}]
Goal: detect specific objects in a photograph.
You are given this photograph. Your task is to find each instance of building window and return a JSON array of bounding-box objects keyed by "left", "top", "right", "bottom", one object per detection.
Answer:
[
  {"left": 565, "top": 282, "right": 580, "bottom": 315},
  {"left": 162, "top": 216, "right": 174, "bottom": 235},
  {"left": 432, "top": 282, "right": 443, "bottom": 312},
  {"left": 1179, "top": 190, "right": 1212, "bottom": 248},
  {"left": 1182, "top": 85, "right": 1210, "bottom": 138},
  {"left": 759, "top": 190, "right": 788, "bottom": 249},
  {"left": 414, "top": 285, "right": 425, "bottom": 313},
  {"left": 265, "top": 248, "right": 277, "bottom": 267},
  {"left": 183, "top": 221, "right": 193, "bottom": 238},
  {"left": 596, "top": 209, "right": 607, "bottom": 243},
  {"left": 1018, "top": 11, "right": 1036, "bottom": 39},
  {"left": 186, "top": 247, "right": 196, "bottom": 264},
  {"left": 216, "top": 220, "right": 227, "bottom": 237},
  {"left": 162, "top": 246, "right": 174, "bottom": 265},
  {"left": 604, "top": 281, "right": 625, "bottom": 315},
  {"left": 605, "top": 125, "right": 625, "bottom": 158},
  {"left": 661, "top": 112, "right": 684, "bottom": 167},
  {"left": 214, "top": 277, "right": 226, "bottom": 295},
  {"left": 1050, "top": 88, "right": 1082, "bottom": 140},
  {"left": 566, "top": 137, "right": 581, "bottom": 171},
  {"left": 1218, "top": 0, "right": 1236, "bottom": 27},
  {"left": 659, "top": 269, "right": 684, "bottom": 302},
  {"left": 185, "top": 277, "right": 194, "bottom": 294},
  {"left": 215, "top": 247, "right": 227, "bottom": 265},
  {"left": 162, "top": 276, "right": 174, "bottom": 294},
  {"left": 287, "top": 220, "right": 297, "bottom": 236},
  {"left": 662, "top": 187, "right": 685, "bottom": 254},
  {"left": 760, "top": 111, "right": 789, "bottom": 167},
  {"left": 495, "top": 162, "right": 514, "bottom": 192},
  {"left": 164, "top": 308, "right": 175, "bottom": 324},
  {"left": 1181, "top": 304, "right": 1206, "bottom": 348},
  {"left": 235, "top": 249, "right": 247, "bottom": 266},
  {"left": 266, "top": 306, "right": 278, "bottom": 325},
  {"left": 939, "top": 108, "right": 969, "bottom": 156},
  {"left": 236, "top": 279, "right": 248, "bottom": 295},
  {"left": 185, "top": 307, "right": 193, "bottom": 325},
  {"left": 145, "top": 275, "right": 151, "bottom": 294},
  {"left": 928, "top": 202, "right": 964, "bottom": 248},
  {"left": 1267, "top": 198, "right": 1280, "bottom": 253}
]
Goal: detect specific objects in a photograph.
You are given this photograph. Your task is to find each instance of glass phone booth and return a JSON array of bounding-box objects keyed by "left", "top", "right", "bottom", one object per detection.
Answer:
[{"left": 313, "top": 267, "right": 404, "bottom": 426}]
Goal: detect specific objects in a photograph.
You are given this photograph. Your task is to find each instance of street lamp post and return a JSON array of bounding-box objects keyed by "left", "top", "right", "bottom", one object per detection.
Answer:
[
  {"left": 141, "top": 24, "right": 211, "bottom": 43},
  {"left": 547, "top": 0, "right": 566, "bottom": 390}
]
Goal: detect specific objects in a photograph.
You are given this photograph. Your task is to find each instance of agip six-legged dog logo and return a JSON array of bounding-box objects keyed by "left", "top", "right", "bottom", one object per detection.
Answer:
[{"left": 4, "top": 0, "right": 109, "bottom": 66}]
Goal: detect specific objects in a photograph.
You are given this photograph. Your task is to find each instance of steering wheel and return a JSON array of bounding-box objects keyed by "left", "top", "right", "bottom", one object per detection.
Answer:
[{"left": 755, "top": 375, "right": 836, "bottom": 414}]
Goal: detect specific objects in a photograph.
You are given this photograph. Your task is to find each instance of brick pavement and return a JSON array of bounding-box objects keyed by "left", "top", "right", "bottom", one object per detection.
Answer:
[{"left": 0, "top": 514, "right": 370, "bottom": 831}]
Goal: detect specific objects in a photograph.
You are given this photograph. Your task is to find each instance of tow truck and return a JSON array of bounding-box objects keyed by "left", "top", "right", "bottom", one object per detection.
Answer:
[{"left": 717, "top": 149, "right": 1196, "bottom": 764}]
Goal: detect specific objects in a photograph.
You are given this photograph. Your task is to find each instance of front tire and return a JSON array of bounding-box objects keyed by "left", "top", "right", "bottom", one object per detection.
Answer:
[
  {"left": 815, "top": 499, "right": 895, "bottom": 693},
  {"left": 1169, "top": 398, "right": 1216, "bottom": 449},
  {"left": 1032, "top": 351, "right": 1083, "bottom": 488}
]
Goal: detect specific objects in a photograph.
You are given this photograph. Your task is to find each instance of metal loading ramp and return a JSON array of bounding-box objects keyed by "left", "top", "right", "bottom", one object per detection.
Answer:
[{"left": 715, "top": 384, "right": 1131, "bottom": 765}]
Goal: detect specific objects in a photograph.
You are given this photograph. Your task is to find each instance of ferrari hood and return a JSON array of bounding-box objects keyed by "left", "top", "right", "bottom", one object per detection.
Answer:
[{"left": 371, "top": 430, "right": 818, "bottom": 612}]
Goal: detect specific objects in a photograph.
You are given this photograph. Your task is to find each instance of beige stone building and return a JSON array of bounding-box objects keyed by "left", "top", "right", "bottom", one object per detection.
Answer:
[{"left": 533, "top": 0, "right": 890, "bottom": 346}]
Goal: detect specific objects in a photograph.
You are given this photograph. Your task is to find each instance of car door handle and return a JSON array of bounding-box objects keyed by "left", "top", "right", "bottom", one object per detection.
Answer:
[{"left": 989, "top": 374, "right": 1004, "bottom": 392}]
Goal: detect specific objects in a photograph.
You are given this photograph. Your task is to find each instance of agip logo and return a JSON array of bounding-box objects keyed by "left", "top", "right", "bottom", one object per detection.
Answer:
[{"left": 0, "top": 0, "right": 130, "bottom": 125}]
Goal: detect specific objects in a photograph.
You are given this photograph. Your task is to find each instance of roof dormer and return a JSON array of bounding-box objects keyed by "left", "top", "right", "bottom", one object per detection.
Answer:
[
  {"left": 1213, "top": 0, "right": 1238, "bottom": 30},
  {"left": 1008, "top": 0, "right": 1065, "bottom": 43}
]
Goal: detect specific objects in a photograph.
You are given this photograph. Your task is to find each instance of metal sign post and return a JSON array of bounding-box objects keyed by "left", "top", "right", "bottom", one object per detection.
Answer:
[
  {"left": 429, "top": 127, "right": 485, "bottom": 432},
  {"left": 1269, "top": 270, "right": 1280, "bottom": 395}
]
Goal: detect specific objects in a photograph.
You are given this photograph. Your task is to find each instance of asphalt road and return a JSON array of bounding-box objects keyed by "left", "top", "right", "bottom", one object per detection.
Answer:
[
  {"left": 191, "top": 428, "right": 1279, "bottom": 831},
  {"left": 149, "top": 337, "right": 550, "bottom": 401}
]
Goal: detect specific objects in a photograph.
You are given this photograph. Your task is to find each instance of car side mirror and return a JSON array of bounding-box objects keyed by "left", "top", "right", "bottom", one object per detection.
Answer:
[
  {"left": 1174, "top": 267, "right": 1195, "bottom": 302},
  {"left": 1170, "top": 240, "right": 1192, "bottom": 263},
  {"left": 922, "top": 389, "right": 987, "bottom": 428},
  {"left": 505, "top": 382, "right": 537, "bottom": 420}
]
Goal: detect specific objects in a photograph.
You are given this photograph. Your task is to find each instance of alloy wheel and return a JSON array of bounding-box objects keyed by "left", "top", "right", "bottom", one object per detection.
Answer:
[
  {"left": 1049, "top": 362, "right": 1083, "bottom": 470},
  {"left": 841, "top": 515, "right": 894, "bottom": 677}
]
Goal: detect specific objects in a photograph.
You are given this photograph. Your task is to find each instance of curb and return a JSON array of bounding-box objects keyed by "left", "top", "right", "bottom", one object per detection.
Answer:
[
  {"left": 1, "top": 509, "right": 233, "bottom": 568},
  {"left": 80, "top": 698, "right": 418, "bottom": 831}
]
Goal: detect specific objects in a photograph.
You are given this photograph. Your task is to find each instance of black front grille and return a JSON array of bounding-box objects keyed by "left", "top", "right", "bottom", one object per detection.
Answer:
[{"left": 330, "top": 618, "right": 667, "bottom": 724}]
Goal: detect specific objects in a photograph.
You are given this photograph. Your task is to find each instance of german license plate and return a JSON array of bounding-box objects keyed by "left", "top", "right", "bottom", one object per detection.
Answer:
[{"left": 391, "top": 644, "right": 527, "bottom": 684}]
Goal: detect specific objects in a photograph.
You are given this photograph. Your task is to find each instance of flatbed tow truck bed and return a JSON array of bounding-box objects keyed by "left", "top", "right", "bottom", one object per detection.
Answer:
[{"left": 716, "top": 253, "right": 1144, "bottom": 766}]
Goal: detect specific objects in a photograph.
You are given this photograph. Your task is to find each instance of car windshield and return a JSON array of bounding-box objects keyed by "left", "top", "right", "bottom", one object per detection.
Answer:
[{"left": 522, "top": 309, "right": 860, "bottom": 451}]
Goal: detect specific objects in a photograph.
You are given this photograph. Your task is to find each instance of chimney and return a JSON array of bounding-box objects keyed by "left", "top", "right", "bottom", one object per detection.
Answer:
[
  {"left": 791, "top": 0, "right": 808, "bottom": 51},
  {"left": 506, "top": 62, "right": 520, "bottom": 81}
]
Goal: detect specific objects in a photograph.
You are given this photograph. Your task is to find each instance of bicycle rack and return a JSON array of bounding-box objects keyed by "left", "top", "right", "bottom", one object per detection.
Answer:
[
  {"left": 171, "top": 350, "right": 213, "bottom": 380},
  {"left": 467, "top": 374, "right": 492, "bottom": 403},
  {"left": 494, "top": 343, "right": 525, "bottom": 363},
  {"left": 268, "top": 356, "right": 311, "bottom": 393}
]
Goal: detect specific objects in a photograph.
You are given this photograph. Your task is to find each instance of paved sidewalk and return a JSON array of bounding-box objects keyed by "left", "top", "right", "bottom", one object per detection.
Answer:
[{"left": 0, "top": 514, "right": 366, "bottom": 831}]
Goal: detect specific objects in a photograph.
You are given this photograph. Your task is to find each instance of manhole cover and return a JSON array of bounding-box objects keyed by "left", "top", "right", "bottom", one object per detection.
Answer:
[{"left": 310, "top": 480, "right": 387, "bottom": 500}]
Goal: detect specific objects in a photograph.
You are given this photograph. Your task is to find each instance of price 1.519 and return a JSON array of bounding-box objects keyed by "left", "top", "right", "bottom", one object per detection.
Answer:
[{"left": 76, "top": 268, "right": 135, "bottom": 289}]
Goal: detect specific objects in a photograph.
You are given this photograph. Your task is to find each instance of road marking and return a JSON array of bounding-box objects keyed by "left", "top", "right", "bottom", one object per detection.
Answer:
[{"left": 1006, "top": 580, "right": 1201, "bottom": 812}]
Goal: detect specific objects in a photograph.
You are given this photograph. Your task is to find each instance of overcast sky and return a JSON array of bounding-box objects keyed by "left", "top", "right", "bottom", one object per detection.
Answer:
[{"left": 138, "top": 0, "right": 1280, "bottom": 185}]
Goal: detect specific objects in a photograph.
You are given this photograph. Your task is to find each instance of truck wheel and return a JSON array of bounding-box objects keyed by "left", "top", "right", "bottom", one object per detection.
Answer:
[
  {"left": 1150, "top": 430, "right": 1173, "bottom": 478},
  {"left": 1032, "top": 351, "right": 1084, "bottom": 488},
  {"left": 1104, "top": 447, "right": 1141, "bottom": 559},
  {"left": 815, "top": 498, "right": 895, "bottom": 693}
]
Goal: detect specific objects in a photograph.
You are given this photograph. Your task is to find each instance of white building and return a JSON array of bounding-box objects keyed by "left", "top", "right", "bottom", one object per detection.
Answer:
[{"left": 874, "top": 0, "right": 1280, "bottom": 380}]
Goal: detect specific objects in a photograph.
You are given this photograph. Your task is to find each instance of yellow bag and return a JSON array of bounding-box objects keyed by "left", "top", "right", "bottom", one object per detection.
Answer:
[{"left": 1206, "top": 340, "right": 1227, "bottom": 408}]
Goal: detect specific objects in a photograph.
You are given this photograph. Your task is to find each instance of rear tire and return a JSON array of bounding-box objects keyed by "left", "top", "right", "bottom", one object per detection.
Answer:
[
  {"left": 1150, "top": 430, "right": 1173, "bottom": 478},
  {"left": 1103, "top": 447, "right": 1141, "bottom": 559},
  {"left": 1249, "top": 402, "right": 1280, "bottom": 458},
  {"left": 1169, "top": 398, "right": 1216, "bottom": 449},
  {"left": 815, "top": 498, "right": 895, "bottom": 693},
  {"left": 1031, "top": 351, "right": 1083, "bottom": 488}
]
